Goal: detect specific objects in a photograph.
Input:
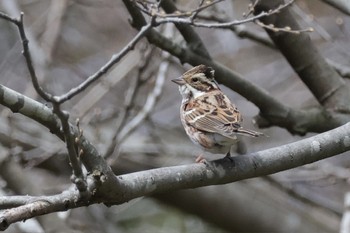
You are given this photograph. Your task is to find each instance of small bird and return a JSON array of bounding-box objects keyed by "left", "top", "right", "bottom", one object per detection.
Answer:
[{"left": 172, "top": 65, "right": 262, "bottom": 161}]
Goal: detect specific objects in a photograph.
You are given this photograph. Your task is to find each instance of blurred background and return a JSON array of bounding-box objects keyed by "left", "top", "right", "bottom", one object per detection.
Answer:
[{"left": 0, "top": 0, "right": 350, "bottom": 232}]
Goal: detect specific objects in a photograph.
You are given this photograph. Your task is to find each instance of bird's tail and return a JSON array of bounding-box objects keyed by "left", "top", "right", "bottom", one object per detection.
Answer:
[{"left": 236, "top": 128, "right": 264, "bottom": 137}]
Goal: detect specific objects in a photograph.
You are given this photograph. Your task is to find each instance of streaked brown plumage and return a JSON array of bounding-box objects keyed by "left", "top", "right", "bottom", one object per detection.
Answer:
[{"left": 172, "top": 65, "right": 262, "bottom": 158}]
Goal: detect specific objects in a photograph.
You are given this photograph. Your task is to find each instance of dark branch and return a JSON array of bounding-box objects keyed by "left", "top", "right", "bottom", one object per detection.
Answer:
[{"left": 255, "top": 0, "right": 350, "bottom": 111}]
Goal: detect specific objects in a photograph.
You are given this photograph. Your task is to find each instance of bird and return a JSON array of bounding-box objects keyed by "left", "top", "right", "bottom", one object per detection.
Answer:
[{"left": 172, "top": 64, "right": 262, "bottom": 161}]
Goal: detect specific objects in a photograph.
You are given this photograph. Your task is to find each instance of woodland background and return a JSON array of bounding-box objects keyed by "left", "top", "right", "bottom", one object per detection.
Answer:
[{"left": 0, "top": 0, "right": 350, "bottom": 232}]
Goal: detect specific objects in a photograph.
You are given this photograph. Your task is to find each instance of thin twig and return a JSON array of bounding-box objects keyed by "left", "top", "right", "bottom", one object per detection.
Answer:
[
  {"left": 243, "top": 0, "right": 259, "bottom": 18},
  {"left": 0, "top": 11, "right": 17, "bottom": 23},
  {"left": 52, "top": 103, "right": 87, "bottom": 194},
  {"left": 0, "top": 11, "right": 88, "bottom": 193},
  {"left": 196, "top": 13, "right": 275, "bottom": 48},
  {"left": 190, "top": 0, "right": 224, "bottom": 21},
  {"left": 255, "top": 19, "right": 313, "bottom": 34},
  {"left": 160, "top": 0, "right": 212, "bottom": 59},
  {"left": 136, "top": 0, "right": 224, "bottom": 18},
  {"left": 10, "top": 12, "right": 53, "bottom": 102},
  {"left": 150, "top": 0, "right": 294, "bottom": 29},
  {"left": 55, "top": 23, "right": 153, "bottom": 104}
]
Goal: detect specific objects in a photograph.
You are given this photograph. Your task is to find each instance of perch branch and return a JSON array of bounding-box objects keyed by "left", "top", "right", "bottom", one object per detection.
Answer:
[{"left": 1, "top": 120, "right": 350, "bottom": 229}]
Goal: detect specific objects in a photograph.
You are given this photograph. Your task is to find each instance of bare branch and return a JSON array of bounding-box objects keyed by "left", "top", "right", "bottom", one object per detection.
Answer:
[
  {"left": 55, "top": 23, "right": 154, "bottom": 104},
  {"left": 0, "top": 187, "right": 82, "bottom": 230},
  {"left": 135, "top": 0, "right": 224, "bottom": 18},
  {"left": 2, "top": 12, "right": 53, "bottom": 102},
  {"left": 123, "top": 0, "right": 350, "bottom": 134},
  {"left": 243, "top": 0, "right": 260, "bottom": 18},
  {"left": 159, "top": 0, "right": 212, "bottom": 58},
  {"left": 52, "top": 103, "right": 87, "bottom": 194},
  {"left": 0, "top": 11, "right": 17, "bottom": 23},
  {"left": 255, "top": 19, "right": 313, "bottom": 34},
  {"left": 0, "top": 10, "right": 152, "bottom": 104},
  {"left": 137, "top": 0, "right": 297, "bottom": 32},
  {"left": 1, "top": 120, "right": 350, "bottom": 228},
  {"left": 0, "top": 84, "right": 116, "bottom": 181},
  {"left": 196, "top": 13, "right": 275, "bottom": 48},
  {"left": 255, "top": 0, "right": 350, "bottom": 111},
  {"left": 154, "top": 1, "right": 294, "bottom": 29}
]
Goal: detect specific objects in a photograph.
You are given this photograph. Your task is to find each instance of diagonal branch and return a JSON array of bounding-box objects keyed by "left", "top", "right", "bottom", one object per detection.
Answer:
[
  {"left": 122, "top": 0, "right": 350, "bottom": 134},
  {"left": 1, "top": 118, "right": 350, "bottom": 229},
  {"left": 55, "top": 22, "right": 154, "bottom": 104},
  {"left": 52, "top": 103, "right": 87, "bottom": 193},
  {"left": 254, "top": 0, "right": 350, "bottom": 111}
]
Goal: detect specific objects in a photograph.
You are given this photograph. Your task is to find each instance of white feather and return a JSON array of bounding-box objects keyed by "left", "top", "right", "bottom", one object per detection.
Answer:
[{"left": 186, "top": 84, "right": 206, "bottom": 98}]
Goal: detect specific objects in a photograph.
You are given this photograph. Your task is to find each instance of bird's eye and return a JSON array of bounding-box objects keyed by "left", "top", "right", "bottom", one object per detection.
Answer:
[{"left": 192, "top": 77, "right": 199, "bottom": 82}]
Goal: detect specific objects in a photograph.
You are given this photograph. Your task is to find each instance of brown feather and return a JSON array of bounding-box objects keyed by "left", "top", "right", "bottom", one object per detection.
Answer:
[{"left": 174, "top": 65, "right": 263, "bottom": 155}]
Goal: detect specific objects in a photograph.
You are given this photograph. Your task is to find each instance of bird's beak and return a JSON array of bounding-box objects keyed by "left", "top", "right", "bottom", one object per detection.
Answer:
[{"left": 171, "top": 77, "right": 186, "bottom": 85}]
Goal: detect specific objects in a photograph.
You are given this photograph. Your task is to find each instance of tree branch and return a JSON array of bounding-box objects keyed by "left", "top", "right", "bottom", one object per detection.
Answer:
[
  {"left": 139, "top": 0, "right": 295, "bottom": 29},
  {"left": 0, "top": 84, "right": 115, "bottom": 180},
  {"left": 122, "top": 0, "right": 350, "bottom": 134},
  {"left": 55, "top": 23, "right": 153, "bottom": 104},
  {"left": 1, "top": 116, "right": 350, "bottom": 228},
  {"left": 255, "top": 0, "right": 350, "bottom": 111},
  {"left": 159, "top": 0, "right": 211, "bottom": 59}
]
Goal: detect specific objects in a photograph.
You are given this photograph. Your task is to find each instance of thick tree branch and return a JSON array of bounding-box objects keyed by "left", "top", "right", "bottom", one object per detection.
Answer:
[
  {"left": 0, "top": 84, "right": 115, "bottom": 182},
  {"left": 111, "top": 122, "right": 350, "bottom": 203},
  {"left": 0, "top": 2, "right": 350, "bottom": 230},
  {"left": 255, "top": 0, "right": 350, "bottom": 111},
  {"left": 1, "top": 117, "right": 350, "bottom": 229}
]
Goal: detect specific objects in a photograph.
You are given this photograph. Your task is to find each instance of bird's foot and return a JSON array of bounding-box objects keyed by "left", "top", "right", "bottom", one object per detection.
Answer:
[
  {"left": 224, "top": 152, "right": 234, "bottom": 162},
  {"left": 195, "top": 154, "right": 207, "bottom": 164}
]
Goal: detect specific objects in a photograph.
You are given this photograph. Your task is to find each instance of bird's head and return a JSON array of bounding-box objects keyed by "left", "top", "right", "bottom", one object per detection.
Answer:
[{"left": 172, "top": 65, "right": 220, "bottom": 99}]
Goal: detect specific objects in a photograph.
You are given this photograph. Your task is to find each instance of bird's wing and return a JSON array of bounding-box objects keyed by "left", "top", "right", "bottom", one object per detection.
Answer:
[{"left": 183, "top": 91, "right": 258, "bottom": 139}]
